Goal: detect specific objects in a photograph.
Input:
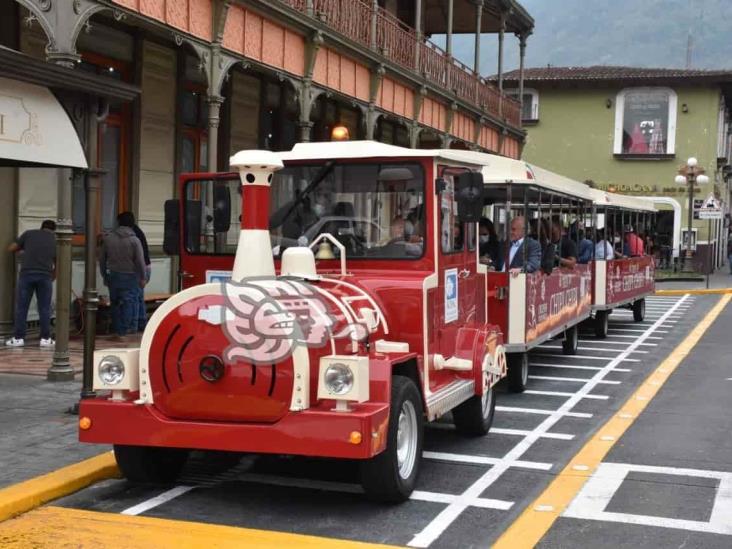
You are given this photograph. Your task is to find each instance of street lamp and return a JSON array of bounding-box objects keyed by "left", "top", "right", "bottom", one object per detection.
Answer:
[{"left": 676, "top": 157, "right": 710, "bottom": 272}]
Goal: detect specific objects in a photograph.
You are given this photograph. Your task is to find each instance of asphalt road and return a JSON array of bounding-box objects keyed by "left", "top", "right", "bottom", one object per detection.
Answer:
[{"left": 50, "top": 294, "right": 727, "bottom": 548}]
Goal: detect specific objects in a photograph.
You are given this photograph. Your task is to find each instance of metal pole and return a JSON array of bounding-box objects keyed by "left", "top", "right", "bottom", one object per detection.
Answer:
[
  {"left": 707, "top": 217, "right": 711, "bottom": 288},
  {"left": 414, "top": 0, "right": 423, "bottom": 71},
  {"left": 47, "top": 168, "right": 75, "bottom": 381},
  {"left": 446, "top": 0, "right": 454, "bottom": 56},
  {"left": 518, "top": 33, "right": 528, "bottom": 118},
  {"left": 207, "top": 95, "right": 224, "bottom": 171},
  {"left": 497, "top": 10, "right": 506, "bottom": 117},
  {"left": 474, "top": 1, "right": 483, "bottom": 75},
  {"left": 685, "top": 173, "right": 695, "bottom": 272},
  {"left": 81, "top": 169, "right": 103, "bottom": 399}
]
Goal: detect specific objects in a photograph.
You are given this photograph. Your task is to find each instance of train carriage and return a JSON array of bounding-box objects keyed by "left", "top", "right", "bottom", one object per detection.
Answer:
[{"left": 590, "top": 190, "right": 657, "bottom": 337}]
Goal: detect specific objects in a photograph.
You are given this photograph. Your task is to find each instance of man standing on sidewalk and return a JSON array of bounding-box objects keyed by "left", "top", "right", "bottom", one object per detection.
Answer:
[
  {"left": 125, "top": 212, "right": 151, "bottom": 332},
  {"left": 6, "top": 220, "right": 57, "bottom": 348},
  {"left": 100, "top": 212, "right": 146, "bottom": 341}
]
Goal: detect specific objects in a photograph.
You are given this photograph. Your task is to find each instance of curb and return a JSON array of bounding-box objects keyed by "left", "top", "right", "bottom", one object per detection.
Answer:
[
  {"left": 655, "top": 288, "right": 732, "bottom": 296},
  {"left": 0, "top": 451, "right": 119, "bottom": 522}
]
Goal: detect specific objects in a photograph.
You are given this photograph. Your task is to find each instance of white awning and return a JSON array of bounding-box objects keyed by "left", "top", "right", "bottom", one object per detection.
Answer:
[{"left": 0, "top": 76, "right": 87, "bottom": 169}]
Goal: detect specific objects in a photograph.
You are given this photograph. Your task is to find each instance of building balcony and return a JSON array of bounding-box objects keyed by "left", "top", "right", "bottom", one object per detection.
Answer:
[{"left": 279, "top": 0, "right": 524, "bottom": 129}]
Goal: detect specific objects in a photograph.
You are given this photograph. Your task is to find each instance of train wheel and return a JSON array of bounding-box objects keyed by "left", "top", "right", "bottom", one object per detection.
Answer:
[
  {"left": 562, "top": 325, "right": 579, "bottom": 355},
  {"left": 507, "top": 352, "right": 529, "bottom": 393},
  {"left": 595, "top": 310, "right": 609, "bottom": 339},
  {"left": 453, "top": 385, "right": 496, "bottom": 437},
  {"left": 633, "top": 298, "right": 646, "bottom": 322},
  {"left": 113, "top": 445, "right": 189, "bottom": 484},
  {"left": 360, "top": 375, "right": 423, "bottom": 502}
]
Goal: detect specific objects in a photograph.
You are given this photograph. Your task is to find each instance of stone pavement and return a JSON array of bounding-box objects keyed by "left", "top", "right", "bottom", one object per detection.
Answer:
[{"left": 0, "top": 334, "right": 141, "bottom": 489}]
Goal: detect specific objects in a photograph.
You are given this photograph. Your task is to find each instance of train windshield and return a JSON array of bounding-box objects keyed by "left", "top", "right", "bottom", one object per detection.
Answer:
[{"left": 269, "top": 162, "right": 426, "bottom": 260}]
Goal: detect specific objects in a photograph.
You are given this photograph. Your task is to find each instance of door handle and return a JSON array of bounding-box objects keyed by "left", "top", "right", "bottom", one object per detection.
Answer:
[{"left": 459, "top": 269, "right": 471, "bottom": 279}]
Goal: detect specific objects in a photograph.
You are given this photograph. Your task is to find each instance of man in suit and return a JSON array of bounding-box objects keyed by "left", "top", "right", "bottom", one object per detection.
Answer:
[{"left": 504, "top": 216, "right": 541, "bottom": 273}]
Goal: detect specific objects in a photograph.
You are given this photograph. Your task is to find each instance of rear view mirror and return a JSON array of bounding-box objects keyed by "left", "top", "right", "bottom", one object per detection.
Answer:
[
  {"left": 163, "top": 199, "right": 179, "bottom": 256},
  {"left": 213, "top": 181, "right": 231, "bottom": 233},
  {"left": 456, "top": 171, "right": 484, "bottom": 223}
]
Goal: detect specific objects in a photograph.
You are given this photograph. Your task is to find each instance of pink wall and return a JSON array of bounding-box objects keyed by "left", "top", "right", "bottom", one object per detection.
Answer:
[
  {"left": 375, "top": 77, "right": 413, "bottom": 119},
  {"left": 452, "top": 112, "right": 475, "bottom": 143},
  {"left": 112, "top": 0, "right": 212, "bottom": 41},
  {"left": 479, "top": 126, "right": 499, "bottom": 152},
  {"left": 501, "top": 136, "right": 520, "bottom": 159},
  {"left": 313, "top": 48, "right": 370, "bottom": 102},
  {"left": 223, "top": 5, "right": 305, "bottom": 76},
  {"left": 419, "top": 97, "right": 447, "bottom": 132}
]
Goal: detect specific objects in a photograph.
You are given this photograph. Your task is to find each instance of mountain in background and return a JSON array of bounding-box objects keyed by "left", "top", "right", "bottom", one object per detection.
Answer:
[{"left": 432, "top": 0, "right": 732, "bottom": 75}]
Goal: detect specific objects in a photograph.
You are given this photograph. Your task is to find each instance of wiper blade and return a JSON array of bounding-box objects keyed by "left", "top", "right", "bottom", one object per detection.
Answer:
[{"left": 270, "top": 160, "right": 336, "bottom": 229}]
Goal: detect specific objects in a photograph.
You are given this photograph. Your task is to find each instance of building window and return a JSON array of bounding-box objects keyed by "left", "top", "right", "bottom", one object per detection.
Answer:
[
  {"left": 311, "top": 95, "right": 363, "bottom": 143},
  {"left": 260, "top": 79, "right": 298, "bottom": 151},
  {"left": 181, "top": 84, "right": 208, "bottom": 173},
  {"left": 72, "top": 52, "right": 131, "bottom": 236},
  {"left": 614, "top": 87, "right": 677, "bottom": 156},
  {"left": 507, "top": 89, "right": 539, "bottom": 122}
]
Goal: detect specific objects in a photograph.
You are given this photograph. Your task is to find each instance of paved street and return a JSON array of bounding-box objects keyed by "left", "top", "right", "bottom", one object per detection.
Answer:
[{"left": 3, "top": 294, "right": 730, "bottom": 548}]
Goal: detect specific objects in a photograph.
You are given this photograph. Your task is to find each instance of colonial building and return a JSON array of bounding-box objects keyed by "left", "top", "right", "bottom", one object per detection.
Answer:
[
  {"left": 501, "top": 66, "right": 732, "bottom": 272},
  {"left": 0, "top": 0, "right": 534, "bottom": 342}
]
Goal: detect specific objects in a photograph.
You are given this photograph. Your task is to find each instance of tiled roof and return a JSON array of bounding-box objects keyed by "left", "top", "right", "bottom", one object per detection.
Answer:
[{"left": 497, "top": 66, "right": 732, "bottom": 83}]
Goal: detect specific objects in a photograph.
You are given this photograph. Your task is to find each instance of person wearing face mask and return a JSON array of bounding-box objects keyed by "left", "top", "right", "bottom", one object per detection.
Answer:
[{"left": 478, "top": 217, "right": 503, "bottom": 271}]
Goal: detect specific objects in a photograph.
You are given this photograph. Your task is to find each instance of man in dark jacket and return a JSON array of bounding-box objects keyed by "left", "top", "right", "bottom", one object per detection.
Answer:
[
  {"left": 122, "top": 212, "right": 152, "bottom": 332},
  {"left": 100, "top": 212, "right": 146, "bottom": 340},
  {"left": 505, "top": 216, "right": 541, "bottom": 273},
  {"left": 6, "top": 220, "right": 56, "bottom": 347}
]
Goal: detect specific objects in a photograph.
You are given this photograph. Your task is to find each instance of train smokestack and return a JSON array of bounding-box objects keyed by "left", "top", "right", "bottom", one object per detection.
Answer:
[{"left": 229, "top": 150, "right": 283, "bottom": 281}]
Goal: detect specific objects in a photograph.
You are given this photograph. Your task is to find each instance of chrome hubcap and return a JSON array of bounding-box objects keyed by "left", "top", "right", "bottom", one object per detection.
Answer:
[{"left": 396, "top": 400, "right": 418, "bottom": 479}]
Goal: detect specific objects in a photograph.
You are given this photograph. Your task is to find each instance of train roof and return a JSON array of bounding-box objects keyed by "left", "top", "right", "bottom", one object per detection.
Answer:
[
  {"left": 278, "top": 141, "right": 595, "bottom": 200},
  {"left": 590, "top": 189, "right": 657, "bottom": 212}
]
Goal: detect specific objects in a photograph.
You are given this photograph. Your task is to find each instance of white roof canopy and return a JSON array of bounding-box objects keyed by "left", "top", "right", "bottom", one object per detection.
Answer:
[
  {"left": 0, "top": 76, "right": 87, "bottom": 169},
  {"left": 590, "top": 188, "right": 657, "bottom": 212}
]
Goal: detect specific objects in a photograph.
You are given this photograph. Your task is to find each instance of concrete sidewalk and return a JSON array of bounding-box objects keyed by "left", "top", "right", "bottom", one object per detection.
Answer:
[
  {"left": 0, "top": 334, "right": 140, "bottom": 488},
  {"left": 656, "top": 269, "right": 732, "bottom": 292}
]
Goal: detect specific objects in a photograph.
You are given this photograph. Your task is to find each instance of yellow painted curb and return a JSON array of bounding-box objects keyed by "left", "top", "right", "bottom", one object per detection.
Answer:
[
  {"left": 655, "top": 288, "right": 732, "bottom": 296},
  {"left": 493, "top": 294, "right": 732, "bottom": 549},
  {"left": 0, "top": 451, "right": 119, "bottom": 522},
  {"left": 0, "top": 506, "right": 401, "bottom": 548}
]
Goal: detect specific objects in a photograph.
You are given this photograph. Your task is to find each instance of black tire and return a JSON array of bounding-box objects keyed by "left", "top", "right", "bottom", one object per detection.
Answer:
[
  {"left": 452, "top": 385, "right": 496, "bottom": 437},
  {"left": 113, "top": 445, "right": 189, "bottom": 484},
  {"left": 595, "top": 310, "right": 609, "bottom": 339},
  {"left": 360, "top": 376, "right": 424, "bottom": 502},
  {"left": 507, "top": 352, "right": 529, "bottom": 393},
  {"left": 633, "top": 298, "right": 646, "bottom": 322},
  {"left": 562, "top": 324, "right": 579, "bottom": 355}
]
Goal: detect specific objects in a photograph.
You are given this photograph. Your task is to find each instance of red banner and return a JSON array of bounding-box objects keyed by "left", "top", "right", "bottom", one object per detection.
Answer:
[
  {"left": 606, "top": 256, "right": 655, "bottom": 306},
  {"left": 525, "top": 265, "right": 593, "bottom": 342}
]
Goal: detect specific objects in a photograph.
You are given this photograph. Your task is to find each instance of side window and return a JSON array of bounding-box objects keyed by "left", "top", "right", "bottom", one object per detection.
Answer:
[{"left": 440, "top": 175, "right": 462, "bottom": 254}]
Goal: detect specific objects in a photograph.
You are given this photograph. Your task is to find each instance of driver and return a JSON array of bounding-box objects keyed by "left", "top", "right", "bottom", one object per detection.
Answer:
[{"left": 379, "top": 216, "right": 422, "bottom": 258}]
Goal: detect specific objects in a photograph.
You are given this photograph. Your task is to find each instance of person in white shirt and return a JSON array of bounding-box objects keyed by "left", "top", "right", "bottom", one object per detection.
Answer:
[{"left": 594, "top": 228, "right": 614, "bottom": 260}]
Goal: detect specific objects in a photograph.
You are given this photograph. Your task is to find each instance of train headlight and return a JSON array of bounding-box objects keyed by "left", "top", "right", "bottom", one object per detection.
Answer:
[
  {"left": 93, "top": 348, "right": 140, "bottom": 391},
  {"left": 317, "top": 355, "right": 369, "bottom": 404},
  {"left": 99, "top": 355, "right": 125, "bottom": 385},
  {"left": 324, "top": 363, "right": 354, "bottom": 395}
]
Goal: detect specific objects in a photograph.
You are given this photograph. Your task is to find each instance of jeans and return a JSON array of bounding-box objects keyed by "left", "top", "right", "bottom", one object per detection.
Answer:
[
  {"left": 136, "top": 265, "right": 151, "bottom": 331},
  {"left": 108, "top": 271, "right": 139, "bottom": 337},
  {"left": 14, "top": 271, "right": 53, "bottom": 339}
]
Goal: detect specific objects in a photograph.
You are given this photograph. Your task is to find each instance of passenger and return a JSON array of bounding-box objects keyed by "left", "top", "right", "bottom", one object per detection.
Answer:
[
  {"left": 577, "top": 229, "right": 594, "bottom": 264},
  {"left": 551, "top": 218, "right": 578, "bottom": 269},
  {"left": 529, "top": 218, "right": 555, "bottom": 275},
  {"left": 504, "top": 216, "right": 541, "bottom": 273},
  {"left": 479, "top": 217, "right": 503, "bottom": 270},
  {"left": 623, "top": 225, "right": 645, "bottom": 257},
  {"left": 594, "top": 229, "right": 614, "bottom": 260}
]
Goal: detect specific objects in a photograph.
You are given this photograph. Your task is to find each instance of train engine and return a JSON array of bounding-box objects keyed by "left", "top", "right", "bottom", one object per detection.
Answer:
[{"left": 79, "top": 147, "right": 506, "bottom": 502}]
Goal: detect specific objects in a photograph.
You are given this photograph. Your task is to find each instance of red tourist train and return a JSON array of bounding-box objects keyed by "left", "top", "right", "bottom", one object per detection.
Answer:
[{"left": 78, "top": 141, "right": 655, "bottom": 501}]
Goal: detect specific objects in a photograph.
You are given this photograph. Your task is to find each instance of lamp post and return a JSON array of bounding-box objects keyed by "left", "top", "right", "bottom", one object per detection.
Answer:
[{"left": 675, "top": 157, "right": 710, "bottom": 272}]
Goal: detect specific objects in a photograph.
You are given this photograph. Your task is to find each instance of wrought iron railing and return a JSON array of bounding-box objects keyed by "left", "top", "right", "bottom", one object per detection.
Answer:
[{"left": 278, "top": 0, "right": 522, "bottom": 130}]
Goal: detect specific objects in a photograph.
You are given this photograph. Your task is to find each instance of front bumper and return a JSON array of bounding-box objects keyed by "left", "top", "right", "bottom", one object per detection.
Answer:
[{"left": 79, "top": 399, "right": 389, "bottom": 460}]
